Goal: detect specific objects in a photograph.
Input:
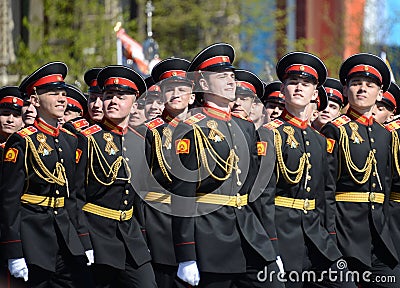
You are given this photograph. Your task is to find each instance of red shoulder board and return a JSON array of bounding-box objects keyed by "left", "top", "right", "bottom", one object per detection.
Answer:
[
  {"left": 145, "top": 118, "right": 165, "bottom": 130},
  {"left": 331, "top": 115, "right": 351, "bottom": 127},
  {"left": 81, "top": 125, "right": 102, "bottom": 137},
  {"left": 263, "top": 119, "right": 284, "bottom": 130},
  {"left": 17, "top": 126, "right": 37, "bottom": 138},
  {"left": 72, "top": 119, "right": 90, "bottom": 130},
  {"left": 385, "top": 119, "right": 400, "bottom": 132},
  {"left": 184, "top": 113, "right": 206, "bottom": 125}
]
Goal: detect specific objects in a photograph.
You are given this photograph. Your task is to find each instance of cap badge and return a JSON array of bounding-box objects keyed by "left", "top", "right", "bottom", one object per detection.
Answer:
[
  {"left": 113, "top": 78, "right": 119, "bottom": 84},
  {"left": 364, "top": 65, "right": 369, "bottom": 71},
  {"left": 329, "top": 88, "right": 333, "bottom": 94},
  {"left": 223, "top": 56, "right": 229, "bottom": 62},
  {"left": 300, "top": 65, "right": 305, "bottom": 71},
  {"left": 12, "top": 97, "right": 17, "bottom": 104},
  {"left": 172, "top": 72, "right": 177, "bottom": 76}
]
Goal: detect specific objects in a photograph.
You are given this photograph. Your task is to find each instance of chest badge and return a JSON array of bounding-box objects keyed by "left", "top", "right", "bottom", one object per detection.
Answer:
[
  {"left": 207, "top": 120, "right": 225, "bottom": 142},
  {"left": 103, "top": 133, "right": 119, "bottom": 155},
  {"left": 283, "top": 126, "right": 299, "bottom": 148},
  {"left": 36, "top": 133, "right": 53, "bottom": 156},
  {"left": 349, "top": 122, "right": 364, "bottom": 144}
]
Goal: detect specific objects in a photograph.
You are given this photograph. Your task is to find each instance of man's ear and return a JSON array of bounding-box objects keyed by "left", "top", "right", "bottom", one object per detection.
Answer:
[
  {"left": 188, "top": 93, "right": 195, "bottom": 105},
  {"left": 30, "top": 94, "right": 40, "bottom": 108},
  {"left": 376, "top": 89, "right": 383, "bottom": 102},
  {"left": 280, "top": 83, "right": 285, "bottom": 94},
  {"left": 311, "top": 87, "right": 318, "bottom": 101},
  {"left": 199, "top": 78, "right": 209, "bottom": 91}
]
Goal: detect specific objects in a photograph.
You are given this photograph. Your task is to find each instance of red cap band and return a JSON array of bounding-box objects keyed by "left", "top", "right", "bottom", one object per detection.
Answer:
[
  {"left": 268, "top": 91, "right": 281, "bottom": 97},
  {"left": 196, "top": 56, "right": 231, "bottom": 70},
  {"left": 383, "top": 91, "right": 396, "bottom": 109},
  {"left": 0, "top": 96, "right": 24, "bottom": 107},
  {"left": 67, "top": 97, "right": 83, "bottom": 111},
  {"left": 27, "top": 74, "right": 64, "bottom": 95},
  {"left": 236, "top": 81, "right": 256, "bottom": 94},
  {"left": 285, "top": 64, "right": 318, "bottom": 79},
  {"left": 347, "top": 64, "right": 382, "bottom": 83},
  {"left": 325, "top": 87, "right": 343, "bottom": 102},
  {"left": 160, "top": 70, "right": 187, "bottom": 80},
  {"left": 89, "top": 79, "right": 98, "bottom": 87},
  {"left": 104, "top": 77, "right": 138, "bottom": 91}
]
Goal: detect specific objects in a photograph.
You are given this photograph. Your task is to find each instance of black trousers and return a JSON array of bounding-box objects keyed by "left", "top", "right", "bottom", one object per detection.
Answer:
[
  {"left": 91, "top": 260, "right": 157, "bottom": 288},
  {"left": 0, "top": 266, "right": 27, "bottom": 288},
  {"left": 153, "top": 263, "right": 178, "bottom": 288}
]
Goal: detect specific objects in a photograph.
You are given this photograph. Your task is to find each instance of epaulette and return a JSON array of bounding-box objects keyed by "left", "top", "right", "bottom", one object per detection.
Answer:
[
  {"left": 263, "top": 119, "right": 284, "bottom": 130},
  {"left": 81, "top": 124, "right": 102, "bottom": 137},
  {"left": 17, "top": 126, "right": 37, "bottom": 138},
  {"left": 184, "top": 113, "right": 206, "bottom": 125},
  {"left": 145, "top": 117, "right": 165, "bottom": 130},
  {"left": 60, "top": 127, "right": 77, "bottom": 138},
  {"left": 385, "top": 119, "right": 400, "bottom": 132},
  {"left": 71, "top": 118, "right": 90, "bottom": 130},
  {"left": 331, "top": 115, "right": 351, "bottom": 127}
]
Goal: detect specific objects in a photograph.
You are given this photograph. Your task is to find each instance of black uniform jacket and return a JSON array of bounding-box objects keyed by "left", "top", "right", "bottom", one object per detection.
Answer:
[
  {"left": 321, "top": 107, "right": 398, "bottom": 267},
  {"left": 170, "top": 105, "right": 277, "bottom": 274},
  {"left": 266, "top": 110, "right": 342, "bottom": 272},
  {"left": 75, "top": 118, "right": 151, "bottom": 270},
  {"left": 0, "top": 118, "right": 90, "bottom": 271}
]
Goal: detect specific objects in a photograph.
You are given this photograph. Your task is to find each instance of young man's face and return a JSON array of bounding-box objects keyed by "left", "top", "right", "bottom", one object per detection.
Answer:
[
  {"left": 103, "top": 89, "right": 136, "bottom": 123},
  {"left": 230, "top": 93, "right": 254, "bottom": 118},
  {"left": 145, "top": 94, "right": 164, "bottom": 120},
  {"left": 162, "top": 82, "right": 194, "bottom": 113},
  {"left": 0, "top": 107, "right": 23, "bottom": 138},
  {"left": 21, "top": 99, "right": 37, "bottom": 125},
  {"left": 31, "top": 88, "right": 67, "bottom": 120},
  {"left": 344, "top": 76, "right": 383, "bottom": 111},
  {"left": 63, "top": 109, "right": 81, "bottom": 123},
  {"left": 315, "top": 100, "right": 341, "bottom": 126},
  {"left": 265, "top": 102, "right": 285, "bottom": 122},
  {"left": 282, "top": 76, "right": 318, "bottom": 111},
  {"left": 129, "top": 102, "right": 147, "bottom": 128},
  {"left": 199, "top": 71, "right": 236, "bottom": 102},
  {"left": 87, "top": 91, "right": 104, "bottom": 122},
  {"left": 372, "top": 102, "right": 394, "bottom": 124},
  {"left": 249, "top": 100, "right": 266, "bottom": 123}
]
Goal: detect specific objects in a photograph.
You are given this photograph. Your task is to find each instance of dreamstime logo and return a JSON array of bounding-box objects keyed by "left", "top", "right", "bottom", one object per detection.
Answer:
[{"left": 256, "top": 259, "right": 392, "bottom": 284}]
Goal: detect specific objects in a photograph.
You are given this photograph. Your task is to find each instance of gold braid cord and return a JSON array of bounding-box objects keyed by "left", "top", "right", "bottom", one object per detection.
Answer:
[
  {"left": 25, "top": 137, "right": 69, "bottom": 197},
  {"left": 152, "top": 129, "right": 172, "bottom": 182},
  {"left": 392, "top": 131, "right": 400, "bottom": 175},
  {"left": 192, "top": 124, "right": 238, "bottom": 181},
  {"left": 273, "top": 129, "right": 309, "bottom": 184},
  {"left": 88, "top": 136, "right": 131, "bottom": 186},
  {"left": 338, "top": 126, "right": 375, "bottom": 184}
]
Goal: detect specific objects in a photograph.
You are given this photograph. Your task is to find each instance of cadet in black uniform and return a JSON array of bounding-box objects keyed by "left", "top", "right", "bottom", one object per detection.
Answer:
[
  {"left": 374, "top": 81, "right": 400, "bottom": 125},
  {"left": 321, "top": 53, "right": 400, "bottom": 287},
  {"left": 0, "top": 62, "right": 93, "bottom": 287},
  {"left": 84, "top": 67, "right": 104, "bottom": 123},
  {"left": 261, "top": 81, "right": 285, "bottom": 123},
  {"left": 136, "top": 58, "right": 195, "bottom": 288},
  {"left": 263, "top": 52, "right": 352, "bottom": 288},
  {"left": 170, "top": 43, "right": 283, "bottom": 288},
  {"left": 75, "top": 65, "right": 157, "bottom": 288}
]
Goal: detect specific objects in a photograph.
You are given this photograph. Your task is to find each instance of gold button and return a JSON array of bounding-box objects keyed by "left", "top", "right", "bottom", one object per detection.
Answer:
[
  {"left": 228, "top": 123, "right": 232, "bottom": 127},
  {"left": 55, "top": 139, "right": 59, "bottom": 143},
  {"left": 303, "top": 131, "right": 307, "bottom": 135},
  {"left": 125, "top": 189, "right": 129, "bottom": 195},
  {"left": 58, "top": 148, "right": 62, "bottom": 152},
  {"left": 122, "top": 137, "right": 125, "bottom": 141},
  {"left": 304, "top": 199, "right": 310, "bottom": 211},
  {"left": 368, "top": 127, "right": 372, "bottom": 132},
  {"left": 307, "top": 152, "right": 311, "bottom": 157},
  {"left": 123, "top": 147, "right": 127, "bottom": 151},
  {"left": 373, "top": 149, "right": 376, "bottom": 153},
  {"left": 373, "top": 172, "right": 376, "bottom": 176},
  {"left": 61, "top": 159, "right": 64, "bottom": 163},
  {"left": 371, "top": 138, "right": 374, "bottom": 143},
  {"left": 234, "top": 145, "right": 237, "bottom": 149},
  {"left": 55, "top": 190, "right": 60, "bottom": 195},
  {"left": 369, "top": 192, "right": 376, "bottom": 202},
  {"left": 126, "top": 157, "right": 129, "bottom": 162},
  {"left": 54, "top": 211, "right": 58, "bottom": 215},
  {"left": 372, "top": 183, "right": 376, "bottom": 188},
  {"left": 306, "top": 187, "right": 311, "bottom": 192},
  {"left": 124, "top": 200, "right": 128, "bottom": 205},
  {"left": 307, "top": 175, "right": 311, "bottom": 180},
  {"left": 120, "top": 211, "right": 126, "bottom": 221},
  {"left": 306, "top": 141, "right": 310, "bottom": 146}
]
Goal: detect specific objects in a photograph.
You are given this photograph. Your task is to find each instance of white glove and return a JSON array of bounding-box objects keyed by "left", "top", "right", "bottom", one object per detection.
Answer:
[
  {"left": 8, "top": 258, "right": 28, "bottom": 282},
  {"left": 85, "top": 250, "right": 94, "bottom": 266},
  {"left": 177, "top": 260, "right": 200, "bottom": 286},
  {"left": 276, "top": 255, "right": 285, "bottom": 274}
]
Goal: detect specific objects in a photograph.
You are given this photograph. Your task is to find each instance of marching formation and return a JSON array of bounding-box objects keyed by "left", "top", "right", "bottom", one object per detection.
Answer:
[{"left": 0, "top": 43, "right": 400, "bottom": 288}]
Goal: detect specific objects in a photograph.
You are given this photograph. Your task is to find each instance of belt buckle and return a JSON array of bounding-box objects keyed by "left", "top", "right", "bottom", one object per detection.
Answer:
[
  {"left": 120, "top": 211, "right": 127, "bottom": 221},
  {"left": 303, "top": 199, "right": 310, "bottom": 214},
  {"left": 236, "top": 193, "right": 242, "bottom": 209},
  {"left": 369, "top": 192, "right": 376, "bottom": 203}
]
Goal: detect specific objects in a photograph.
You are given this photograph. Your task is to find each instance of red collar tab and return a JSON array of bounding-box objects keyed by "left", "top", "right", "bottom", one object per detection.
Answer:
[
  {"left": 27, "top": 74, "right": 64, "bottom": 95},
  {"left": 0, "top": 96, "right": 24, "bottom": 107},
  {"left": 102, "top": 118, "right": 128, "bottom": 135},
  {"left": 281, "top": 109, "right": 308, "bottom": 129},
  {"left": 89, "top": 79, "right": 98, "bottom": 87},
  {"left": 196, "top": 56, "right": 231, "bottom": 71},
  {"left": 285, "top": 64, "right": 318, "bottom": 79},
  {"left": 383, "top": 91, "right": 396, "bottom": 110},
  {"left": 348, "top": 64, "right": 382, "bottom": 83},
  {"left": 35, "top": 118, "right": 60, "bottom": 137},
  {"left": 268, "top": 91, "right": 281, "bottom": 97},
  {"left": 67, "top": 97, "right": 83, "bottom": 111},
  {"left": 104, "top": 77, "right": 138, "bottom": 91},
  {"left": 203, "top": 104, "right": 231, "bottom": 121},
  {"left": 347, "top": 107, "right": 374, "bottom": 126},
  {"left": 236, "top": 81, "right": 256, "bottom": 94},
  {"left": 160, "top": 70, "right": 187, "bottom": 80},
  {"left": 326, "top": 87, "right": 343, "bottom": 102}
]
